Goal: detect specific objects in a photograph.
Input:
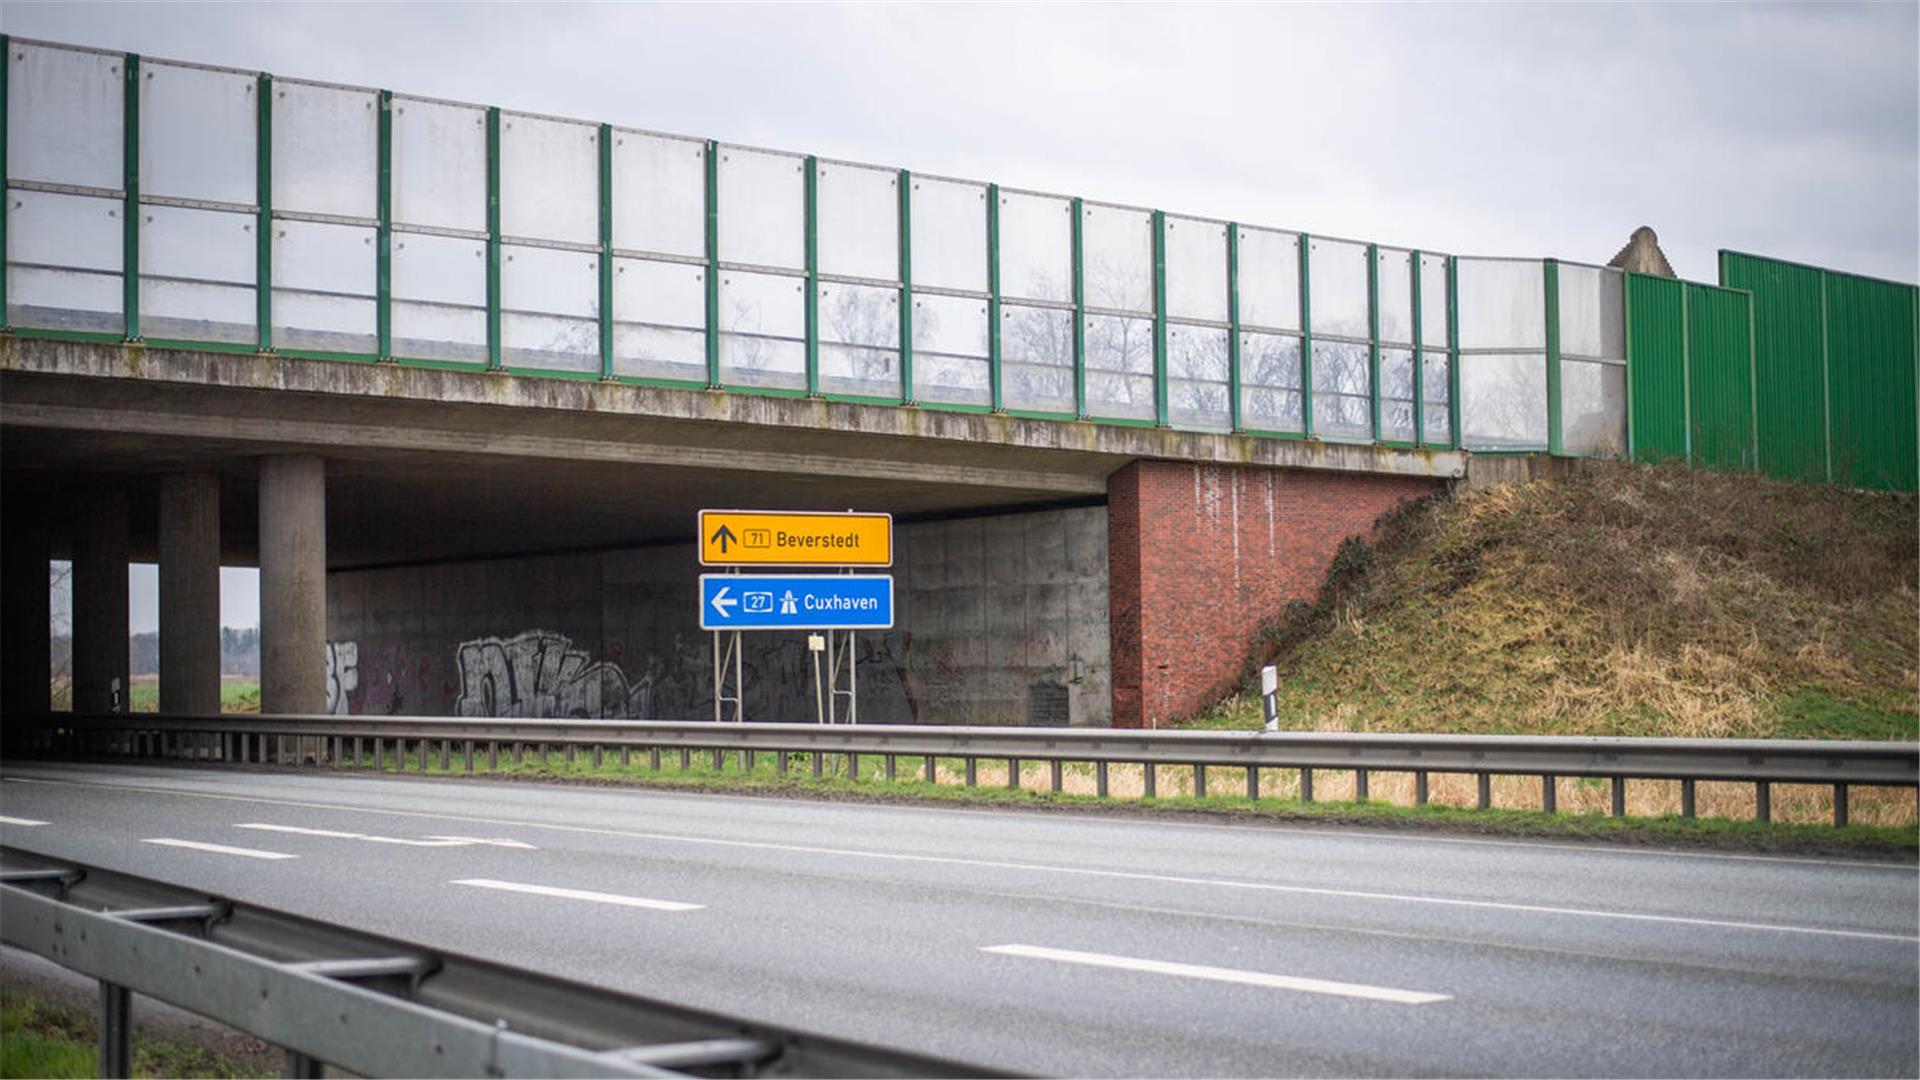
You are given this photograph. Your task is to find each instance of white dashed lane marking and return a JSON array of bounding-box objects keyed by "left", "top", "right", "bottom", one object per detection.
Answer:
[
  {"left": 451, "top": 878, "right": 702, "bottom": 912},
  {"left": 981, "top": 944, "right": 1451, "bottom": 1004},
  {"left": 142, "top": 838, "right": 297, "bottom": 860}
]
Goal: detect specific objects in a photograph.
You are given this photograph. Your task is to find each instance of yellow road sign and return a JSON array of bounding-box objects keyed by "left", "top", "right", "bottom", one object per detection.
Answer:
[{"left": 699, "top": 509, "right": 893, "bottom": 567}]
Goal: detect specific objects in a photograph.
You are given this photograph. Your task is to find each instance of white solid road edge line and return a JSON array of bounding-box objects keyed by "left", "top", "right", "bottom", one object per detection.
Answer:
[
  {"left": 0, "top": 816, "right": 50, "bottom": 826},
  {"left": 981, "top": 944, "right": 1452, "bottom": 1005},
  {"left": 142, "top": 838, "right": 298, "bottom": 860},
  {"left": 450, "top": 879, "right": 703, "bottom": 912}
]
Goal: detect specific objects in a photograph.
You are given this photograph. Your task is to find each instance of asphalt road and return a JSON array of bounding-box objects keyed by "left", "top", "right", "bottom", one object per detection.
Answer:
[{"left": 2, "top": 761, "right": 1915, "bottom": 1077}]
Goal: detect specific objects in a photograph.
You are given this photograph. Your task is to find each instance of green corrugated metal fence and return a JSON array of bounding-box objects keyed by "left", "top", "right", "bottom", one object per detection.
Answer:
[
  {"left": 1626, "top": 273, "right": 1687, "bottom": 463},
  {"left": 1825, "top": 271, "right": 1919, "bottom": 492},
  {"left": 1684, "top": 282, "right": 1756, "bottom": 473},
  {"left": 1719, "top": 252, "right": 1827, "bottom": 483},
  {"left": 1716, "top": 250, "right": 1919, "bottom": 493}
]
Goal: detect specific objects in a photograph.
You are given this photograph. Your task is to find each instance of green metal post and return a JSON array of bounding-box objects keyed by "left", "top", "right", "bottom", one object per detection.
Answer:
[
  {"left": 376, "top": 90, "right": 392, "bottom": 360},
  {"left": 0, "top": 35, "right": 10, "bottom": 329},
  {"left": 987, "top": 183, "right": 1002, "bottom": 412},
  {"left": 485, "top": 106, "right": 500, "bottom": 371},
  {"left": 1299, "top": 233, "right": 1313, "bottom": 437},
  {"left": 1367, "top": 242, "right": 1381, "bottom": 442},
  {"left": 1819, "top": 272, "right": 1832, "bottom": 481},
  {"left": 1544, "top": 258, "right": 1562, "bottom": 455},
  {"left": 1152, "top": 209, "right": 1168, "bottom": 427},
  {"left": 804, "top": 155, "right": 818, "bottom": 396},
  {"left": 1410, "top": 250, "right": 1423, "bottom": 447},
  {"left": 1622, "top": 267, "right": 1635, "bottom": 459},
  {"left": 1071, "top": 197, "right": 1086, "bottom": 418},
  {"left": 597, "top": 122, "right": 612, "bottom": 380},
  {"left": 1447, "top": 255, "right": 1460, "bottom": 449},
  {"left": 256, "top": 74, "right": 272, "bottom": 352},
  {"left": 124, "top": 53, "right": 140, "bottom": 341},
  {"left": 1227, "top": 223, "right": 1243, "bottom": 432},
  {"left": 1681, "top": 281, "right": 1694, "bottom": 464},
  {"left": 704, "top": 140, "right": 719, "bottom": 388},
  {"left": 898, "top": 168, "right": 913, "bottom": 403},
  {"left": 1747, "top": 288, "right": 1759, "bottom": 471}
]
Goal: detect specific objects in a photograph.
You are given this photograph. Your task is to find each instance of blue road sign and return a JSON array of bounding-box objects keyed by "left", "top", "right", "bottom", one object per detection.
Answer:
[{"left": 699, "top": 574, "right": 894, "bottom": 631}]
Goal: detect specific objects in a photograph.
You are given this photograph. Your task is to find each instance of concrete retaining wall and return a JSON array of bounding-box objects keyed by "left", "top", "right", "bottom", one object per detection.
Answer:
[{"left": 324, "top": 506, "right": 1109, "bottom": 726}]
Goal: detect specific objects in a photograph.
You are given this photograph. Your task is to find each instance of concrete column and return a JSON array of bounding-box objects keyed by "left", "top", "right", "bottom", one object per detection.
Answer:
[
  {"left": 1, "top": 509, "right": 53, "bottom": 719},
  {"left": 259, "top": 455, "right": 326, "bottom": 717},
  {"left": 159, "top": 473, "right": 222, "bottom": 715},
  {"left": 72, "top": 487, "right": 130, "bottom": 715}
]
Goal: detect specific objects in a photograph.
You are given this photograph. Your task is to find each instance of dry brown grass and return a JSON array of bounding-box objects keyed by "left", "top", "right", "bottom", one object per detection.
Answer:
[{"left": 1209, "top": 460, "right": 1917, "bottom": 743}]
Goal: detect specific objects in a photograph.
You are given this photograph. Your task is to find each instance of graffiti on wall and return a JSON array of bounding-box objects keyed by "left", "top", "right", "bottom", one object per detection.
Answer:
[
  {"left": 324, "top": 641, "right": 358, "bottom": 715},
  {"left": 455, "top": 630, "right": 654, "bottom": 719}
]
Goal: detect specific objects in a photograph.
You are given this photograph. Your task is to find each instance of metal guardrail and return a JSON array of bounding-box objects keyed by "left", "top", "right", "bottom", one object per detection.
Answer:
[
  {"left": 11, "top": 713, "right": 1918, "bottom": 827},
  {"left": 0, "top": 844, "right": 1005, "bottom": 1079}
]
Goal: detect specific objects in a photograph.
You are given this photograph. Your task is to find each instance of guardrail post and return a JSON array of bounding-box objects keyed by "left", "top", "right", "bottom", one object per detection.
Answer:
[
  {"left": 1299, "top": 768, "right": 1313, "bottom": 803},
  {"left": 98, "top": 981, "right": 131, "bottom": 1079},
  {"left": 1192, "top": 764, "right": 1206, "bottom": 798},
  {"left": 923, "top": 755, "right": 936, "bottom": 783},
  {"left": 1833, "top": 783, "right": 1849, "bottom": 827},
  {"left": 884, "top": 754, "right": 896, "bottom": 782},
  {"left": 1755, "top": 781, "right": 1771, "bottom": 823},
  {"left": 1007, "top": 758, "right": 1020, "bottom": 789},
  {"left": 466, "top": 740, "right": 476, "bottom": 771},
  {"left": 1611, "top": 777, "right": 1627, "bottom": 817},
  {"left": 1142, "top": 763, "right": 1156, "bottom": 799},
  {"left": 1681, "top": 778, "right": 1696, "bottom": 817},
  {"left": 1354, "top": 768, "right": 1368, "bottom": 802},
  {"left": 489, "top": 741, "right": 499, "bottom": 769},
  {"left": 845, "top": 751, "right": 857, "bottom": 778},
  {"left": 1541, "top": 774, "right": 1555, "bottom": 814},
  {"left": 1096, "top": 761, "right": 1108, "bottom": 798},
  {"left": 1052, "top": 761, "right": 1065, "bottom": 793},
  {"left": 811, "top": 752, "right": 823, "bottom": 778},
  {"left": 1245, "top": 765, "right": 1258, "bottom": 800},
  {"left": 1414, "top": 770, "right": 1429, "bottom": 806},
  {"left": 284, "top": 1049, "right": 324, "bottom": 1079},
  {"left": 964, "top": 757, "right": 977, "bottom": 786},
  {"left": 621, "top": 745, "right": 631, "bottom": 768},
  {"left": 1476, "top": 773, "right": 1490, "bottom": 810}
]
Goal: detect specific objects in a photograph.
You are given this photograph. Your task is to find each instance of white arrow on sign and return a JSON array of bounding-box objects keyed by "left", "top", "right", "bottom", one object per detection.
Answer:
[{"left": 710, "top": 586, "right": 737, "bottom": 619}]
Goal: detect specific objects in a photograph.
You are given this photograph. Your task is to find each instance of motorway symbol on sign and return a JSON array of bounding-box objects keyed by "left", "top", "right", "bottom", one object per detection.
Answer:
[
  {"left": 699, "top": 574, "right": 894, "bottom": 631},
  {"left": 699, "top": 509, "right": 892, "bottom": 567}
]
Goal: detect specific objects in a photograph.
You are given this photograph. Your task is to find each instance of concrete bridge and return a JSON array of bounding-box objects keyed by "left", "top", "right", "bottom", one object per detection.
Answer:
[{"left": 1, "top": 34, "right": 1756, "bottom": 729}]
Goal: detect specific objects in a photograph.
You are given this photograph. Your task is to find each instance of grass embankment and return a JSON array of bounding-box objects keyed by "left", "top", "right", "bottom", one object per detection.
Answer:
[
  {"left": 1187, "top": 460, "right": 1918, "bottom": 826},
  {"left": 0, "top": 990, "right": 266, "bottom": 1079},
  {"left": 326, "top": 743, "right": 1918, "bottom": 855}
]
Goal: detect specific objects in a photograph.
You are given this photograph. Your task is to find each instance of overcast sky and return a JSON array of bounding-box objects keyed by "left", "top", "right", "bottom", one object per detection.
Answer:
[{"left": 6, "top": 1, "right": 1916, "bottom": 283}]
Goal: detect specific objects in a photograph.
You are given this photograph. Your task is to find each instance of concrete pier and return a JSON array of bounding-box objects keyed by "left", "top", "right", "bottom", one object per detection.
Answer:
[
  {"left": 1, "top": 507, "right": 52, "bottom": 717},
  {"left": 72, "top": 486, "right": 130, "bottom": 715},
  {"left": 159, "top": 473, "right": 222, "bottom": 715},
  {"left": 260, "top": 456, "right": 327, "bottom": 719}
]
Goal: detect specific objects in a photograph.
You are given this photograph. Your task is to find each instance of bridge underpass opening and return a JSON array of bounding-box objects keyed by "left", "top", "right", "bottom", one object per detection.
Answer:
[{"left": 319, "top": 454, "right": 1115, "bottom": 727}]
